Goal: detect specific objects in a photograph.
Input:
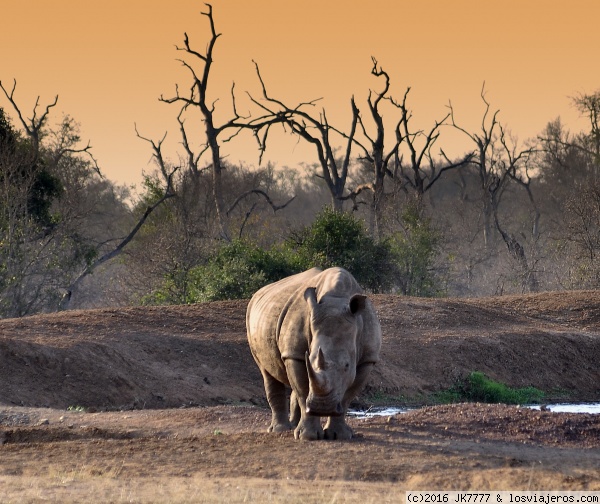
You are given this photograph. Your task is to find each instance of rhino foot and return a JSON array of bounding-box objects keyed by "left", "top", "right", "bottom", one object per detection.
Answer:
[
  {"left": 268, "top": 421, "right": 293, "bottom": 433},
  {"left": 324, "top": 419, "right": 353, "bottom": 440},
  {"left": 294, "top": 418, "right": 324, "bottom": 440}
]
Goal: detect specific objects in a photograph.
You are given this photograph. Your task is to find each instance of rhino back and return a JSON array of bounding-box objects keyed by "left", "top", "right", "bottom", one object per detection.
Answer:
[{"left": 246, "top": 268, "right": 322, "bottom": 380}]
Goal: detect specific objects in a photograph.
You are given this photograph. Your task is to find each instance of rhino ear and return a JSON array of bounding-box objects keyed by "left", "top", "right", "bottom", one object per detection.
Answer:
[
  {"left": 349, "top": 294, "right": 367, "bottom": 314},
  {"left": 304, "top": 287, "right": 318, "bottom": 312}
]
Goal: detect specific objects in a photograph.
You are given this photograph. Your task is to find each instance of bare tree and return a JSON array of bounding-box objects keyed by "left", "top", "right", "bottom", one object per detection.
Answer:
[
  {"left": 248, "top": 62, "right": 360, "bottom": 212},
  {"left": 338, "top": 58, "right": 403, "bottom": 236},
  {"left": 450, "top": 85, "right": 539, "bottom": 291},
  {"left": 347, "top": 59, "right": 473, "bottom": 237},
  {"left": 571, "top": 90, "right": 600, "bottom": 168},
  {"left": 563, "top": 182, "right": 600, "bottom": 286},
  {"left": 392, "top": 89, "right": 473, "bottom": 198},
  {"left": 449, "top": 85, "right": 504, "bottom": 249},
  {"left": 159, "top": 4, "right": 239, "bottom": 240},
  {"left": 489, "top": 129, "right": 540, "bottom": 293},
  {"left": 0, "top": 79, "right": 58, "bottom": 159},
  {"left": 160, "top": 4, "right": 294, "bottom": 239}
]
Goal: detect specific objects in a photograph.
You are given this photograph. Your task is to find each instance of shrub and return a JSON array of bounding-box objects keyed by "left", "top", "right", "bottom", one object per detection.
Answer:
[
  {"left": 290, "top": 207, "right": 396, "bottom": 292},
  {"left": 143, "top": 206, "right": 441, "bottom": 304},
  {"left": 387, "top": 203, "right": 442, "bottom": 297},
  {"left": 143, "top": 240, "right": 303, "bottom": 304},
  {"left": 188, "top": 240, "right": 302, "bottom": 302},
  {"left": 435, "top": 371, "right": 545, "bottom": 405}
]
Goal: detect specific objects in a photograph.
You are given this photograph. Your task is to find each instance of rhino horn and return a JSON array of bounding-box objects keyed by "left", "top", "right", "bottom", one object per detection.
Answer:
[{"left": 305, "top": 350, "right": 327, "bottom": 394}]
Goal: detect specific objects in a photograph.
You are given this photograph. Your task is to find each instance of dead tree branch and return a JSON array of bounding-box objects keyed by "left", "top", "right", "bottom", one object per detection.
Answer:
[
  {"left": 227, "top": 189, "right": 295, "bottom": 216},
  {"left": 0, "top": 79, "right": 58, "bottom": 154},
  {"left": 159, "top": 5, "right": 294, "bottom": 239},
  {"left": 60, "top": 131, "right": 179, "bottom": 310},
  {"left": 249, "top": 61, "right": 358, "bottom": 211}
]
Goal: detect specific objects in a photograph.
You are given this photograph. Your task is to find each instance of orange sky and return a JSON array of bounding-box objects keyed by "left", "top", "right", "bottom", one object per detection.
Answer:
[{"left": 2, "top": 0, "right": 599, "bottom": 189}]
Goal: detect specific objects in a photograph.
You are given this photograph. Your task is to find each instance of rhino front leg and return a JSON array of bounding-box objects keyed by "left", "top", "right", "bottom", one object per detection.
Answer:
[
  {"left": 324, "top": 362, "right": 375, "bottom": 440},
  {"left": 284, "top": 359, "right": 324, "bottom": 440},
  {"left": 260, "top": 369, "right": 293, "bottom": 433}
]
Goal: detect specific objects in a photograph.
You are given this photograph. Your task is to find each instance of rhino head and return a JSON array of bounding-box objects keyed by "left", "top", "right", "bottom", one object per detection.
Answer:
[{"left": 303, "top": 287, "right": 367, "bottom": 417}]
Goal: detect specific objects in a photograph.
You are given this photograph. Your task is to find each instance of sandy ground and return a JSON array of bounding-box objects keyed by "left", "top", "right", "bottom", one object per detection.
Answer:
[{"left": 0, "top": 292, "right": 599, "bottom": 502}]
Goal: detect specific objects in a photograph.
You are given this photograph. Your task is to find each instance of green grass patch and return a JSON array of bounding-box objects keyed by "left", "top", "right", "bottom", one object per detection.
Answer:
[
  {"left": 362, "top": 372, "right": 547, "bottom": 407},
  {"left": 66, "top": 405, "right": 86, "bottom": 412},
  {"left": 434, "top": 371, "right": 545, "bottom": 405}
]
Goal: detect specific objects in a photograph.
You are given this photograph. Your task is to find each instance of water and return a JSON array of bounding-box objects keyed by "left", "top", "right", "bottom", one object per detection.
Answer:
[
  {"left": 527, "top": 403, "right": 600, "bottom": 414},
  {"left": 348, "top": 406, "right": 413, "bottom": 418},
  {"left": 349, "top": 403, "right": 600, "bottom": 419}
]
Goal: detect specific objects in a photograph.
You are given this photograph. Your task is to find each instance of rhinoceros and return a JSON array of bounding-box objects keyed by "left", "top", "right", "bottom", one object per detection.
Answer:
[{"left": 246, "top": 267, "right": 382, "bottom": 440}]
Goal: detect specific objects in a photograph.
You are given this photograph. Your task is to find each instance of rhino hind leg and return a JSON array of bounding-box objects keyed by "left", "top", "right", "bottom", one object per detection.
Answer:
[{"left": 261, "top": 370, "right": 293, "bottom": 433}]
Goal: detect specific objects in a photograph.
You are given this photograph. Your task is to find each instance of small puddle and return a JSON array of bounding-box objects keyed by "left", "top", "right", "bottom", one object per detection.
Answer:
[
  {"left": 348, "top": 406, "right": 413, "bottom": 418},
  {"left": 527, "top": 403, "right": 600, "bottom": 414},
  {"left": 349, "top": 403, "right": 600, "bottom": 419}
]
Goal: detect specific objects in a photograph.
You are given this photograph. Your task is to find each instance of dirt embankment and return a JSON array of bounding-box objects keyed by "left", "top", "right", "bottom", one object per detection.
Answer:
[{"left": 0, "top": 292, "right": 598, "bottom": 409}]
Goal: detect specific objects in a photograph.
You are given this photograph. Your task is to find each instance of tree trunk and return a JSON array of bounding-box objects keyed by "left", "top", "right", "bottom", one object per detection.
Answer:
[{"left": 207, "top": 125, "right": 230, "bottom": 241}]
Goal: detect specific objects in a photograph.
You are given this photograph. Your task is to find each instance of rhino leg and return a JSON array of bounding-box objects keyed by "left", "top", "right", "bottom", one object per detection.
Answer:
[
  {"left": 261, "top": 369, "right": 293, "bottom": 433},
  {"left": 324, "top": 362, "right": 375, "bottom": 440},
  {"left": 284, "top": 359, "right": 324, "bottom": 440},
  {"left": 323, "top": 415, "right": 353, "bottom": 440}
]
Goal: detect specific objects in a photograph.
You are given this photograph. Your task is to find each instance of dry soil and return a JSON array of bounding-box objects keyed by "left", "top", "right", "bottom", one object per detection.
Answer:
[{"left": 0, "top": 292, "right": 599, "bottom": 502}]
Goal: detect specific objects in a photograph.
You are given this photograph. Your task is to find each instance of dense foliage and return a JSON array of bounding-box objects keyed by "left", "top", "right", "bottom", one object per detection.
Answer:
[
  {"left": 0, "top": 107, "right": 130, "bottom": 316},
  {"left": 144, "top": 209, "right": 390, "bottom": 303}
]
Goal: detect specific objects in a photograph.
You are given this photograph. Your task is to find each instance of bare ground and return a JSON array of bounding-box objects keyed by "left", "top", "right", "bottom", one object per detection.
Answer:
[{"left": 0, "top": 292, "right": 599, "bottom": 502}]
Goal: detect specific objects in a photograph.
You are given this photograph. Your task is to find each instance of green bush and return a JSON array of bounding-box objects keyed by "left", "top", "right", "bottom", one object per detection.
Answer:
[
  {"left": 387, "top": 203, "right": 441, "bottom": 297},
  {"left": 144, "top": 240, "right": 303, "bottom": 304},
  {"left": 144, "top": 206, "right": 442, "bottom": 304},
  {"left": 435, "top": 371, "right": 545, "bottom": 405},
  {"left": 189, "top": 257, "right": 268, "bottom": 302},
  {"left": 188, "top": 240, "right": 301, "bottom": 302},
  {"left": 290, "top": 207, "right": 395, "bottom": 292}
]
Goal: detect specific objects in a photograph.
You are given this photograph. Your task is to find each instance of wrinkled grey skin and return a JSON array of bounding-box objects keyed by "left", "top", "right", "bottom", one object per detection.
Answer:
[{"left": 246, "top": 267, "right": 382, "bottom": 440}]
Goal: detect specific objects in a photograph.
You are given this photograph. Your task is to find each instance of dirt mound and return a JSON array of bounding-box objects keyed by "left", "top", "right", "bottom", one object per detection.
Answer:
[
  {"left": 0, "top": 301, "right": 260, "bottom": 410},
  {"left": 0, "top": 292, "right": 599, "bottom": 409}
]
